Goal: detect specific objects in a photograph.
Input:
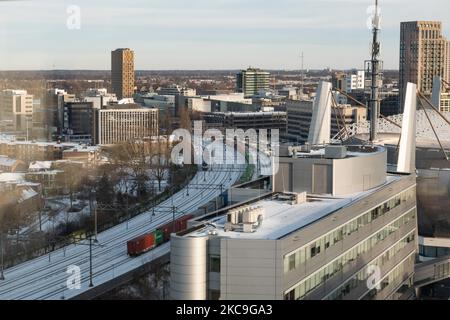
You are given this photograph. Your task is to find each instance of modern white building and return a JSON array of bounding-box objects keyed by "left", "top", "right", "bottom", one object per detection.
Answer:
[
  {"left": 170, "top": 145, "right": 418, "bottom": 300},
  {"left": 94, "top": 107, "right": 159, "bottom": 145},
  {"left": 346, "top": 71, "right": 365, "bottom": 92}
]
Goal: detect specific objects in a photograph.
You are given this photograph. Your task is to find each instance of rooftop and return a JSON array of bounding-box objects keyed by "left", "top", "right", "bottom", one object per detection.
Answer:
[
  {"left": 293, "top": 145, "right": 384, "bottom": 159},
  {"left": 186, "top": 175, "right": 401, "bottom": 240},
  {"left": 0, "top": 155, "right": 18, "bottom": 167},
  {"left": 0, "top": 173, "right": 25, "bottom": 183},
  {"left": 0, "top": 135, "right": 100, "bottom": 151}
]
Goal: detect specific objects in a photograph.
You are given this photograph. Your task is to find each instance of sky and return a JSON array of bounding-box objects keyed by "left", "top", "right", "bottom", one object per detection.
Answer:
[{"left": 0, "top": 0, "right": 449, "bottom": 70}]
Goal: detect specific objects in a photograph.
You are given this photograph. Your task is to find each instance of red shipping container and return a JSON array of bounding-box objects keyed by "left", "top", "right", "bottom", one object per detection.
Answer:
[
  {"left": 159, "top": 215, "right": 194, "bottom": 242},
  {"left": 175, "top": 215, "right": 193, "bottom": 233},
  {"left": 127, "top": 233, "right": 155, "bottom": 256}
]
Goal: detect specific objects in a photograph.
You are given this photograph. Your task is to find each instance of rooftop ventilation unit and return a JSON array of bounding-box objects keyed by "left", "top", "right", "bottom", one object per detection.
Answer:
[
  {"left": 276, "top": 192, "right": 307, "bottom": 205},
  {"left": 288, "top": 144, "right": 311, "bottom": 158},
  {"left": 224, "top": 205, "right": 265, "bottom": 233},
  {"left": 325, "top": 145, "right": 347, "bottom": 159}
]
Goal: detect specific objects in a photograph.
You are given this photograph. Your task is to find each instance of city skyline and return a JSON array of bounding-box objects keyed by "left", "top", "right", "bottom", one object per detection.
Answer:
[{"left": 0, "top": 0, "right": 450, "bottom": 70}]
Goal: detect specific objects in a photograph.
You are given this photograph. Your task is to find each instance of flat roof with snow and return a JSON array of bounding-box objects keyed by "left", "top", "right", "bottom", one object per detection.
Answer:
[{"left": 186, "top": 175, "right": 401, "bottom": 241}]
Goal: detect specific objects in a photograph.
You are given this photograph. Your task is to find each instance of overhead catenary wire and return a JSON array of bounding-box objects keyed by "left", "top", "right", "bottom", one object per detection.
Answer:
[
  {"left": 329, "top": 89, "right": 346, "bottom": 142},
  {"left": 417, "top": 95, "right": 449, "bottom": 161}
]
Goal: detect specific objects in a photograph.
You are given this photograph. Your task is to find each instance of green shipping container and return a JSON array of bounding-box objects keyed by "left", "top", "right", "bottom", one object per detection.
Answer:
[{"left": 154, "top": 230, "right": 164, "bottom": 246}]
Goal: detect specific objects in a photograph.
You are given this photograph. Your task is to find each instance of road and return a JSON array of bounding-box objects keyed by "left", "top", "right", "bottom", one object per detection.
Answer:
[{"left": 0, "top": 147, "right": 245, "bottom": 300}]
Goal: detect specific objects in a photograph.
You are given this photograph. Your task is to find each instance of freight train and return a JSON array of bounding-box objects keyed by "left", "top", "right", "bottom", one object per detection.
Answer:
[{"left": 127, "top": 215, "right": 193, "bottom": 256}]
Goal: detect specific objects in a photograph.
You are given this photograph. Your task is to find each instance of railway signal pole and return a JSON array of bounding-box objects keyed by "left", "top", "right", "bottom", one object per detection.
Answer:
[
  {"left": 94, "top": 205, "right": 98, "bottom": 243},
  {"left": 172, "top": 205, "right": 177, "bottom": 235},
  {"left": 90, "top": 190, "right": 98, "bottom": 243},
  {"left": 73, "top": 234, "right": 104, "bottom": 288},
  {"left": 0, "top": 232, "right": 4, "bottom": 281},
  {"left": 89, "top": 235, "right": 93, "bottom": 287}
]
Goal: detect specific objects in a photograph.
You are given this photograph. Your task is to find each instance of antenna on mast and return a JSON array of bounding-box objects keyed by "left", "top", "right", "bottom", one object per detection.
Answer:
[{"left": 367, "top": 0, "right": 382, "bottom": 142}]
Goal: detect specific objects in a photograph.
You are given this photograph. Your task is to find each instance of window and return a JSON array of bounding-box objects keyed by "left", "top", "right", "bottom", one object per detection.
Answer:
[
  {"left": 310, "top": 245, "right": 317, "bottom": 258},
  {"left": 325, "top": 235, "right": 331, "bottom": 249},
  {"left": 289, "top": 254, "right": 296, "bottom": 271},
  {"left": 209, "top": 256, "right": 220, "bottom": 273}
]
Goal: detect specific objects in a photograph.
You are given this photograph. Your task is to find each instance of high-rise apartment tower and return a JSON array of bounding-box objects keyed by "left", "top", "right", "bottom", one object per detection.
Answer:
[
  {"left": 111, "top": 48, "right": 135, "bottom": 100},
  {"left": 399, "top": 21, "right": 450, "bottom": 111}
]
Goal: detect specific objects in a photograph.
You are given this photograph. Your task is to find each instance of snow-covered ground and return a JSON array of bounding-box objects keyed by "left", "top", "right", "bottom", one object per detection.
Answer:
[
  {"left": 0, "top": 146, "right": 245, "bottom": 300},
  {"left": 20, "top": 198, "right": 89, "bottom": 236}
]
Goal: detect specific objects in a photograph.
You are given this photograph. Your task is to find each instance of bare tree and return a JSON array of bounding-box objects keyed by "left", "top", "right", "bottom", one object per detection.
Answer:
[
  {"left": 179, "top": 106, "right": 191, "bottom": 132},
  {"left": 109, "top": 140, "right": 157, "bottom": 201},
  {"left": 160, "top": 107, "right": 172, "bottom": 135},
  {"left": 151, "top": 138, "right": 172, "bottom": 192}
]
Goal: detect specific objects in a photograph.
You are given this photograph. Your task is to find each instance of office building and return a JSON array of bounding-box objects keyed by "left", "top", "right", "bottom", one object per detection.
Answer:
[
  {"left": 438, "top": 92, "right": 450, "bottom": 112},
  {"left": 0, "top": 90, "right": 34, "bottom": 132},
  {"left": 431, "top": 76, "right": 450, "bottom": 112},
  {"left": 83, "top": 88, "right": 117, "bottom": 109},
  {"left": 236, "top": 68, "right": 270, "bottom": 97},
  {"left": 157, "top": 85, "right": 196, "bottom": 97},
  {"left": 41, "top": 89, "right": 77, "bottom": 134},
  {"left": 278, "top": 87, "right": 299, "bottom": 100},
  {"left": 332, "top": 72, "right": 347, "bottom": 92},
  {"left": 62, "top": 102, "right": 95, "bottom": 141},
  {"left": 170, "top": 144, "right": 418, "bottom": 300},
  {"left": 111, "top": 48, "right": 135, "bottom": 100},
  {"left": 94, "top": 106, "right": 158, "bottom": 145},
  {"left": 379, "top": 91, "right": 400, "bottom": 117},
  {"left": 286, "top": 100, "right": 366, "bottom": 143},
  {"left": 331, "top": 71, "right": 365, "bottom": 93},
  {"left": 399, "top": 21, "right": 450, "bottom": 110},
  {"left": 202, "top": 111, "right": 287, "bottom": 136},
  {"left": 346, "top": 71, "right": 365, "bottom": 92}
]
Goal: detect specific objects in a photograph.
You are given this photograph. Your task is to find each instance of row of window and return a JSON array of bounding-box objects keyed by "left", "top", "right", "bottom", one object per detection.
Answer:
[
  {"left": 325, "top": 239, "right": 416, "bottom": 301},
  {"left": 283, "top": 210, "right": 416, "bottom": 301},
  {"left": 419, "top": 245, "right": 450, "bottom": 258},
  {"left": 421, "top": 29, "right": 441, "bottom": 39},
  {"left": 361, "top": 254, "right": 416, "bottom": 300},
  {"left": 283, "top": 187, "right": 416, "bottom": 274}
]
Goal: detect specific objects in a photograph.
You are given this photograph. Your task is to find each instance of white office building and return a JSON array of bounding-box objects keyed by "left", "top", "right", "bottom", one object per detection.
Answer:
[
  {"left": 346, "top": 71, "right": 365, "bottom": 92},
  {"left": 170, "top": 145, "right": 418, "bottom": 300},
  {"left": 94, "top": 107, "right": 158, "bottom": 145}
]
